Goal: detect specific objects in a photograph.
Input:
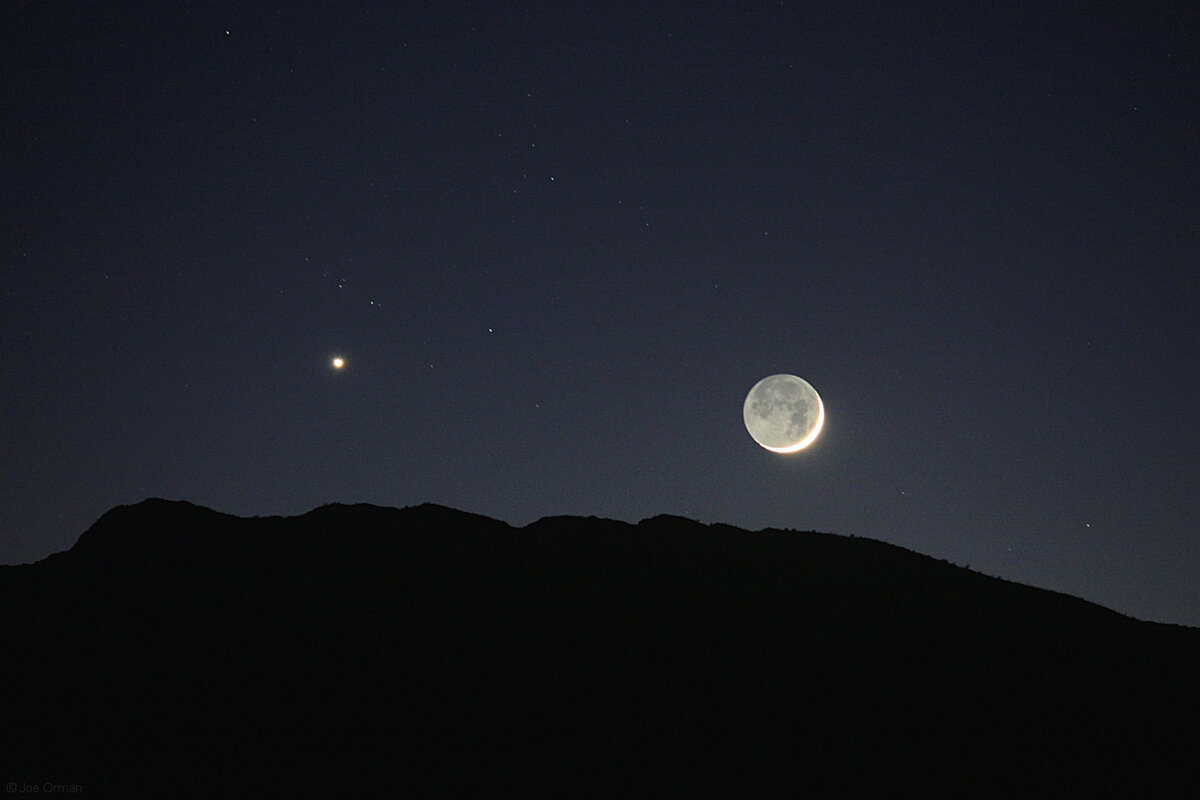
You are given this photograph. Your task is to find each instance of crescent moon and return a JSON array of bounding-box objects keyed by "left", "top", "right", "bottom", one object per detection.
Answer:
[
  {"left": 743, "top": 374, "right": 825, "bottom": 453},
  {"left": 761, "top": 392, "right": 824, "bottom": 453}
]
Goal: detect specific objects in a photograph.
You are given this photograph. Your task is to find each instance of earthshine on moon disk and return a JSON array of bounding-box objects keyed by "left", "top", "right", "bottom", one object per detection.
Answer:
[{"left": 743, "top": 374, "right": 824, "bottom": 453}]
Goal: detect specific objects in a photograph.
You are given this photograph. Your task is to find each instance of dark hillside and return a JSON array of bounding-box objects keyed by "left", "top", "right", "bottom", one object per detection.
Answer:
[{"left": 2, "top": 499, "right": 1196, "bottom": 796}]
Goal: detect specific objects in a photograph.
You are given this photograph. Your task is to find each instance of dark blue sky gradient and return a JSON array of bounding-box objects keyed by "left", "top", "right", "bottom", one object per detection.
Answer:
[{"left": 3, "top": 2, "right": 1197, "bottom": 625}]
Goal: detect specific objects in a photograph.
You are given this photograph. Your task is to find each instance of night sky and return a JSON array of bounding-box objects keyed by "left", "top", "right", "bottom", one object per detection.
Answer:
[{"left": 4, "top": 3, "right": 1197, "bottom": 626}]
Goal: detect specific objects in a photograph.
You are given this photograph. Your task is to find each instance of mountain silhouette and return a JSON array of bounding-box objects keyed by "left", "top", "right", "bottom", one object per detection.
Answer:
[{"left": 2, "top": 499, "right": 1196, "bottom": 797}]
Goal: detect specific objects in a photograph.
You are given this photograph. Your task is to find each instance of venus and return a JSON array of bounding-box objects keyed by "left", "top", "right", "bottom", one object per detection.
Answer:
[{"left": 743, "top": 374, "right": 824, "bottom": 453}]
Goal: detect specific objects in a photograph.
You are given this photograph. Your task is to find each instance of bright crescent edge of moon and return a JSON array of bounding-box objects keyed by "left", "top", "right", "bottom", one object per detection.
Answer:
[{"left": 760, "top": 391, "right": 824, "bottom": 453}]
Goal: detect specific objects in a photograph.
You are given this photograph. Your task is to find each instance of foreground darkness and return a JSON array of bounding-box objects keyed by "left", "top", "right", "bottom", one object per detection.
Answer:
[{"left": 3, "top": 499, "right": 1197, "bottom": 796}]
